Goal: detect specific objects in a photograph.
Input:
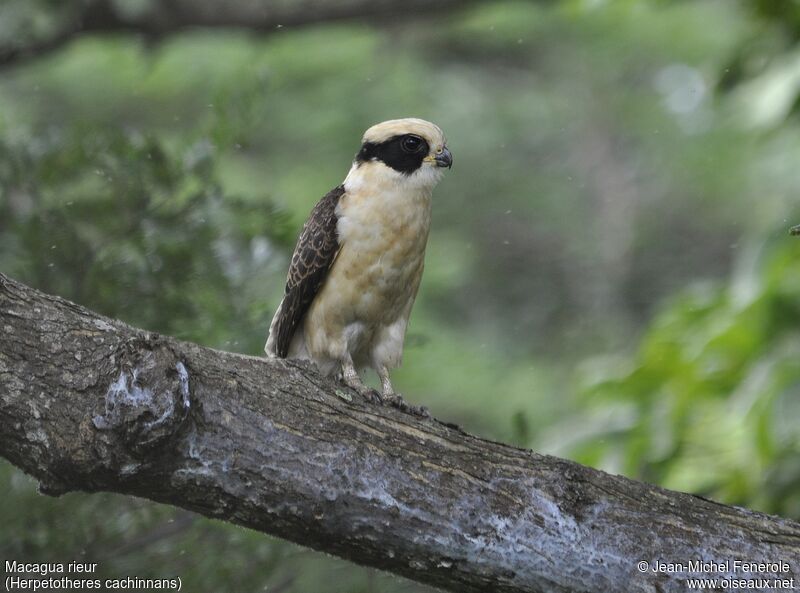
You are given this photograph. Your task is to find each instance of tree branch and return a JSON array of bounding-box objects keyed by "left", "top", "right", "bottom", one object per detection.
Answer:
[
  {"left": 0, "top": 0, "right": 487, "bottom": 69},
  {"left": 0, "top": 271, "right": 798, "bottom": 593}
]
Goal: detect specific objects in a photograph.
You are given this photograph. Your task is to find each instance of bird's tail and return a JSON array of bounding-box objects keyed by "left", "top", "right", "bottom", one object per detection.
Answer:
[
  {"left": 264, "top": 298, "right": 284, "bottom": 358},
  {"left": 265, "top": 297, "right": 310, "bottom": 360}
]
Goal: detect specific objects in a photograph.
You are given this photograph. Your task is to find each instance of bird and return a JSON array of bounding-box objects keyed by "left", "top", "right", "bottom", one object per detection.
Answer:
[{"left": 265, "top": 118, "right": 452, "bottom": 411}]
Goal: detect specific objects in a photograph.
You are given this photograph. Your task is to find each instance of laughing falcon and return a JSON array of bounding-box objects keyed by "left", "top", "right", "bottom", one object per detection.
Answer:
[{"left": 265, "top": 118, "right": 452, "bottom": 406}]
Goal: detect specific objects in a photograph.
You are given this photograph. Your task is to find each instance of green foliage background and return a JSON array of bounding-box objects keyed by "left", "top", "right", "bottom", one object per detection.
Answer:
[{"left": 1, "top": 1, "right": 799, "bottom": 591}]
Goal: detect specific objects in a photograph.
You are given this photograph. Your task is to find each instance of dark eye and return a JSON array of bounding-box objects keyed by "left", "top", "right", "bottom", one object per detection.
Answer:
[{"left": 401, "top": 135, "right": 423, "bottom": 153}]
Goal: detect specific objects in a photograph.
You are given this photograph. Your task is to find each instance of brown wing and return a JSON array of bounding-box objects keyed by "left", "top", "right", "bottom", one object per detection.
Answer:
[{"left": 271, "top": 185, "right": 345, "bottom": 357}]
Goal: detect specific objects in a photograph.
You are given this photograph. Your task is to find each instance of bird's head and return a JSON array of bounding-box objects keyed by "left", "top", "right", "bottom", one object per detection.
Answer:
[{"left": 351, "top": 118, "right": 452, "bottom": 189}]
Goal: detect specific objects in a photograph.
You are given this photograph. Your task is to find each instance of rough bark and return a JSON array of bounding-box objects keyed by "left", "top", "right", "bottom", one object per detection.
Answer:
[
  {"left": 0, "top": 271, "right": 798, "bottom": 593},
  {"left": 1, "top": 0, "right": 487, "bottom": 69}
]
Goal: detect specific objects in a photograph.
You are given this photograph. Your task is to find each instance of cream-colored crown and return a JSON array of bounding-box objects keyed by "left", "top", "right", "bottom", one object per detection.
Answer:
[{"left": 362, "top": 118, "right": 446, "bottom": 149}]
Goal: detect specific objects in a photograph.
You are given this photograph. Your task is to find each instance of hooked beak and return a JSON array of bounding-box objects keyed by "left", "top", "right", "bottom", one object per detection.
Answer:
[{"left": 434, "top": 146, "right": 453, "bottom": 169}]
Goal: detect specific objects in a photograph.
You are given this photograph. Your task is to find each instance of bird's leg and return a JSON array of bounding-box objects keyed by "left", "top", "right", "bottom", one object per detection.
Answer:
[
  {"left": 377, "top": 366, "right": 430, "bottom": 418},
  {"left": 341, "top": 356, "right": 382, "bottom": 403},
  {"left": 378, "top": 366, "right": 397, "bottom": 400}
]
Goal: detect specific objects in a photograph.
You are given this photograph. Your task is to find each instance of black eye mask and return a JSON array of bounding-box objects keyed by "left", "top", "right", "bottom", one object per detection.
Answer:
[{"left": 355, "top": 134, "right": 431, "bottom": 174}]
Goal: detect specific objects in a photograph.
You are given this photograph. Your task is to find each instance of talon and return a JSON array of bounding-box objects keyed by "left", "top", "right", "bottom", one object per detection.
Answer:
[
  {"left": 362, "top": 388, "right": 383, "bottom": 405},
  {"left": 413, "top": 405, "right": 431, "bottom": 418},
  {"left": 338, "top": 375, "right": 381, "bottom": 404},
  {"left": 382, "top": 392, "right": 401, "bottom": 406},
  {"left": 384, "top": 393, "right": 430, "bottom": 418}
]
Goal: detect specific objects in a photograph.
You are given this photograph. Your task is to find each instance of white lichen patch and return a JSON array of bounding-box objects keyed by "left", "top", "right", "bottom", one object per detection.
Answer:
[
  {"left": 92, "top": 319, "right": 114, "bottom": 332},
  {"left": 93, "top": 370, "right": 143, "bottom": 429},
  {"left": 172, "top": 426, "right": 231, "bottom": 489},
  {"left": 93, "top": 362, "right": 187, "bottom": 434},
  {"left": 110, "top": 369, "right": 153, "bottom": 406},
  {"left": 27, "top": 399, "right": 41, "bottom": 420},
  {"left": 176, "top": 362, "right": 190, "bottom": 409},
  {"left": 26, "top": 427, "right": 49, "bottom": 447},
  {"left": 120, "top": 463, "right": 142, "bottom": 476},
  {"left": 324, "top": 455, "right": 590, "bottom": 591}
]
